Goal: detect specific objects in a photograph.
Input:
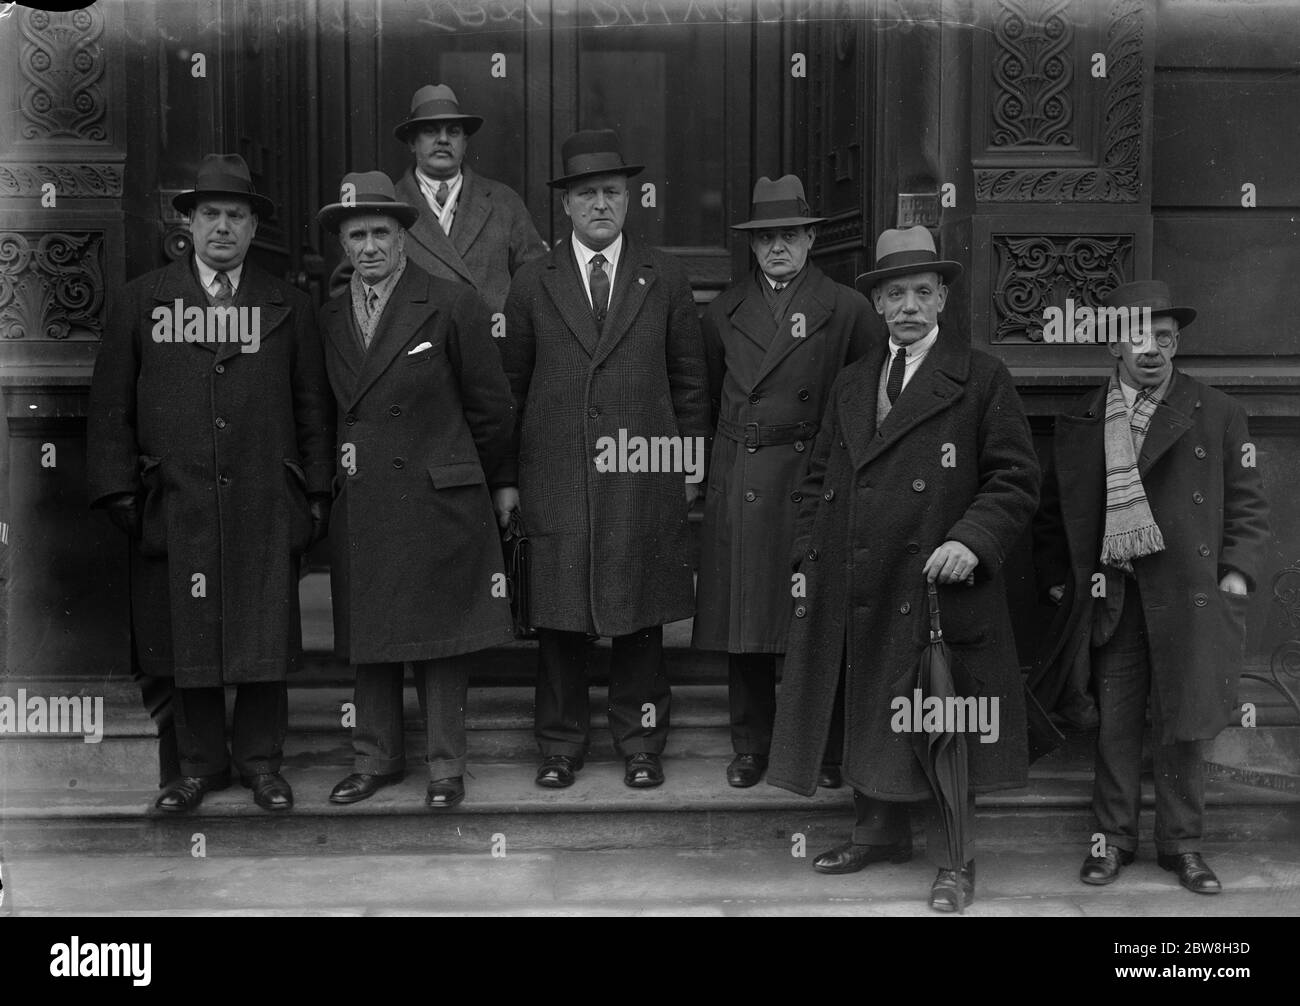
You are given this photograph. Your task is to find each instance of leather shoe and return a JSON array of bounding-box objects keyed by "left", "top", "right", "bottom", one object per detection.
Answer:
[
  {"left": 1080, "top": 846, "right": 1135, "bottom": 885},
  {"left": 1158, "top": 852, "right": 1222, "bottom": 895},
  {"left": 154, "top": 773, "right": 229, "bottom": 813},
  {"left": 536, "top": 754, "right": 583, "bottom": 788},
  {"left": 929, "top": 861, "right": 976, "bottom": 913},
  {"left": 624, "top": 752, "right": 665, "bottom": 788},
  {"left": 811, "top": 839, "right": 912, "bottom": 874},
  {"left": 242, "top": 772, "right": 293, "bottom": 811},
  {"left": 426, "top": 776, "right": 465, "bottom": 809},
  {"left": 817, "top": 764, "right": 843, "bottom": 789},
  {"left": 329, "top": 771, "right": 403, "bottom": 805},
  {"left": 726, "top": 753, "right": 767, "bottom": 788}
]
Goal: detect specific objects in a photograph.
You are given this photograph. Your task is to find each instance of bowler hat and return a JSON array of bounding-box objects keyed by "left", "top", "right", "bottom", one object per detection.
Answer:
[
  {"left": 1101, "top": 280, "right": 1196, "bottom": 329},
  {"left": 731, "top": 175, "right": 826, "bottom": 230},
  {"left": 317, "top": 171, "right": 420, "bottom": 234},
  {"left": 172, "top": 153, "right": 275, "bottom": 220},
  {"left": 548, "top": 129, "right": 644, "bottom": 189},
  {"left": 855, "top": 227, "right": 962, "bottom": 292},
  {"left": 393, "top": 84, "right": 484, "bottom": 143}
]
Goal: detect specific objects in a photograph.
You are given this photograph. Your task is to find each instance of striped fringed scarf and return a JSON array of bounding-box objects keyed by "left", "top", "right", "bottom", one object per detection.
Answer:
[{"left": 1100, "top": 374, "right": 1166, "bottom": 573}]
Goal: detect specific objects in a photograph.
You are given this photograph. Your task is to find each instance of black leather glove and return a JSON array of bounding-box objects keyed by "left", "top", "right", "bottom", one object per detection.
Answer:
[
  {"left": 308, "top": 494, "right": 331, "bottom": 546},
  {"left": 103, "top": 492, "right": 141, "bottom": 538}
]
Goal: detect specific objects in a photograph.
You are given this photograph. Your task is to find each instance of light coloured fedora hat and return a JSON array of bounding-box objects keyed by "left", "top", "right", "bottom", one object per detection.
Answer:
[
  {"left": 393, "top": 84, "right": 484, "bottom": 143},
  {"left": 855, "top": 227, "right": 962, "bottom": 291},
  {"left": 317, "top": 171, "right": 420, "bottom": 233}
]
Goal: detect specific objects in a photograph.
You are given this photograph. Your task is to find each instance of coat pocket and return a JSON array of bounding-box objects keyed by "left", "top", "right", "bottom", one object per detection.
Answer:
[
  {"left": 137, "top": 455, "right": 167, "bottom": 558},
  {"left": 283, "top": 458, "right": 313, "bottom": 554},
  {"left": 428, "top": 460, "right": 487, "bottom": 489}
]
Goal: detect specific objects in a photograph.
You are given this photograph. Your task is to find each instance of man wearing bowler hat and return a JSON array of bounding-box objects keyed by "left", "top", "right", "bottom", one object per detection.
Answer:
[
  {"left": 333, "top": 84, "right": 546, "bottom": 312},
  {"left": 495, "top": 130, "right": 709, "bottom": 790},
  {"left": 1031, "top": 280, "right": 1269, "bottom": 895},
  {"left": 693, "top": 175, "right": 872, "bottom": 789},
  {"left": 88, "top": 154, "right": 334, "bottom": 813},
  {"left": 768, "top": 226, "right": 1040, "bottom": 911},
  {"left": 316, "top": 172, "right": 516, "bottom": 809}
]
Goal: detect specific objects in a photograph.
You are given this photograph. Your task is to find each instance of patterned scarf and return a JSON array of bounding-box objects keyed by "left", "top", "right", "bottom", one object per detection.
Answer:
[{"left": 1100, "top": 372, "right": 1166, "bottom": 573}]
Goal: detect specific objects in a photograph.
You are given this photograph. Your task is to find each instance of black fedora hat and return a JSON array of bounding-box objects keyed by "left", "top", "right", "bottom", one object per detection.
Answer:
[
  {"left": 393, "top": 84, "right": 484, "bottom": 143},
  {"left": 172, "top": 153, "right": 275, "bottom": 220},
  {"left": 548, "top": 129, "right": 644, "bottom": 189},
  {"left": 854, "top": 227, "right": 962, "bottom": 292},
  {"left": 317, "top": 171, "right": 420, "bottom": 234},
  {"left": 1101, "top": 280, "right": 1196, "bottom": 329},
  {"left": 731, "top": 175, "right": 826, "bottom": 230}
]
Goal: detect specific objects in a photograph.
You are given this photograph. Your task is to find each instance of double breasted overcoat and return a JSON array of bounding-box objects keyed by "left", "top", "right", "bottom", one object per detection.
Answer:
[
  {"left": 767, "top": 326, "right": 1041, "bottom": 799},
  {"left": 499, "top": 237, "right": 710, "bottom": 637},
  {"left": 87, "top": 258, "right": 334, "bottom": 687},
  {"left": 319, "top": 264, "right": 516, "bottom": 663},
  {"left": 1030, "top": 370, "right": 1270, "bottom": 744},
  {"left": 693, "top": 265, "right": 872, "bottom": 653}
]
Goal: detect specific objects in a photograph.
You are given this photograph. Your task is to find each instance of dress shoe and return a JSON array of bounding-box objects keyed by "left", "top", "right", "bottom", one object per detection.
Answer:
[
  {"left": 536, "top": 754, "right": 584, "bottom": 789},
  {"left": 1158, "top": 852, "right": 1222, "bottom": 895},
  {"left": 242, "top": 772, "right": 293, "bottom": 811},
  {"left": 811, "top": 839, "right": 912, "bottom": 874},
  {"left": 1079, "top": 846, "right": 1135, "bottom": 886},
  {"left": 817, "top": 764, "right": 843, "bottom": 789},
  {"left": 726, "top": 753, "right": 767, "bottom": 788},
  {"left": 624, "top": 752, "right": 665, "bottom": 788},
  {"left": 154, "top": 773, "right": 230, "bottom": 813},
  {"left": 929, "top": 861, "right": 976, "bottom": 913},
  {"left": 426, "top": 776, "right": 465, "bottom": 809},
  {"left": 329, "top": 771, "right": 403, "bottom": 805}
]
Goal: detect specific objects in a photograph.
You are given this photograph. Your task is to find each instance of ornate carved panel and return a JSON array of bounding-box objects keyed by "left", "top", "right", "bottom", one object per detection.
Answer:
[
  {"left": 17, "top": 6, "right": 109, "bottom": 144},
  {"left": 0, "top": 232, "right": 105, "bottom": 341},
  {"left": 973, "top": 0, "right": 1146, "bottom": 202},
  {"left": 0, "top": 163, "right": 122, "bottom": 198},
  {"left": 990, "top": 231, "right": 1132, "bottom": 343}
]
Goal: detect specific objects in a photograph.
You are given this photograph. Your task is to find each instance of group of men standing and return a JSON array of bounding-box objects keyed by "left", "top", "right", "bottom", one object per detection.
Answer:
[{"left": 88, "top": 81, "right": 1269, "bottom": 913}]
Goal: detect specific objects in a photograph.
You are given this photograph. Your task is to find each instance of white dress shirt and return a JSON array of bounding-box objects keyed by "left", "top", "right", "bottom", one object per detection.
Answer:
[
  {"left": 194, "top": 256, "right": 244, "bottom": 299},
  {"left": 571, "top": 231, "right": 623, "bottom": 310},
  {"left": 416, "top": 169, "right": 463, "bottom": 235}
]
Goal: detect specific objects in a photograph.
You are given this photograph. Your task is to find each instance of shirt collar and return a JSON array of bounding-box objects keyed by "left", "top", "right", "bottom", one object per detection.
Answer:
[
  {"left": 888, "top": 324, "right": 939, "bottom": 360},
  {"left": 194, "top": 255, "right": 244, "bottom": 293},
  {"left": 571, "top": 231, "right": 623, "bottom": 274},
  {"left": 416, "top": 169, "right": 462, "bottom": 194},
  {"left": 761, "top": 265, "right": 803, "bottom": 291}
]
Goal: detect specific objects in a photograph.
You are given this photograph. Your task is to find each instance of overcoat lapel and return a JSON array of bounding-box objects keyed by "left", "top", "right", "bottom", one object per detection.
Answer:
[
  {"left": 347, "top": 267, "right": 437, "bottom": 409},
  {"left": 450, "top": 167, "right": 489, "bottom": 258},
  {"left": 752, "top": 266, "right": 835, "bottom": 387},
  {"left": 593, "top": 237, "right": 654, "bottom": 365},
  {"left": 319, "top": 294, "right": 365, "bottom": 394},
  {"left": 539, "top": 242, "right": 600, "bottom": 357},
  {"left": 395, "top": 170, "right": 476, "bottom": 286},
  {"left": 1138, "top": 370, "right": 1195, "bottom": 477},
  {"left": 149, "top": 259, "right": 289, "bottom": 362},
  {"left": 728, "top": 274, "right": 780, "bottom": 361}
]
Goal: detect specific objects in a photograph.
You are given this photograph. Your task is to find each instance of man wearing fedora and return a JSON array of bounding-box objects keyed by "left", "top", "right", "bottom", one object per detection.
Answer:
[
  {"left": 332, "top": 84, "right": 546, "bottom": 313},
  {"left": 693, "top": 175, "right": 872, "bottom": 789},
  {"left": 316, "top": 172, "right": 516, "bottom": 809},
  {"left": 767, "top": 226, "right": 1039, "bottom": 912},
  {"left": 1032, "top": 280, "right": 1269, "bottom": 895},
  {"left": 496, "top": 130, "right": 709, "bottom": 790},
  {"left": 88, "top": 154, "right": 334, "bottom": 812}
]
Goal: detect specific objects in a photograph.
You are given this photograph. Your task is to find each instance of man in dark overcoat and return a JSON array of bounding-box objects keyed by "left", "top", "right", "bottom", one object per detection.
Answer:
[
  {"left": 316, "top": 172, "right": 516, "bottom": 809},
  {"left": 496, "top": 130, "right": 710, "bottom": 790},
  {"left": 88, "top": 154, "right": 335, "bottom": 812},
  {"left": 1031, "top": 280, "right": 1270, "bottom": 895},
  {"left": 331, "top": 84, "right": 546, "bottom": 310},
  {"left": 694, "top": 175, "right": 871, "bottom": 788},
  {"left": 767, "top": 227, "right": 1040, "bottom": 912}
]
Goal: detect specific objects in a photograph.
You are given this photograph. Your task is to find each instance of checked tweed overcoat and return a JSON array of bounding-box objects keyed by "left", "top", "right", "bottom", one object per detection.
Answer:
[
  {"left": 767, "top": 326, "right": 1041, "bottom": 799},
  {"left": 87, "top": 258, "right": 335, "bottom": 688},
  {"left": 499, "top": 237, "right": 710, "bottom": 637},
  {"left": 319, "top": 263, "right": 517, "bottom": 664}
]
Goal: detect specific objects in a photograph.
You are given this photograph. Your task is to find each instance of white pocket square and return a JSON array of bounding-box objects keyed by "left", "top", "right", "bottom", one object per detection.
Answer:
[{"left": 407, "top": 341, "right": 433, "bottom": 355}]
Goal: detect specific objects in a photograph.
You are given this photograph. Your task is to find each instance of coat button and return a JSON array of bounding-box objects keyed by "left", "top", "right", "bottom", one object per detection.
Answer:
[
  {"left": 794, "top": 440, "right": 805, "bottom": 452},
  {"left": 745, "top": 490, "right": 756, "bottom": 502},
  {"left": 899, "top": 601, "right": 911, "bottom": 614},
  {"left": 798, "top": 388, "right": 810, "bottom": 401},
  {"left": 217, "top": 474, "right": 230, "bottom": 487},
  {"left": 389, "top": 405, "right": 402, "bottom": 416},
  {"left": 807, "top": 548, "right": 819, "bottom": 561},
  {"left": 794, "top": 604, "right": 807, "bottom": 618},
  {"left": 214, "top": 363, "right": 225, "bottom": 374},
  {"left": 1194, "top": 445, "right": 1207, "bottom": 459},
  {"left": 912, "top": 479, "right": 926, "bottom": 492},
  {"left": 1192, "top": 491, "right": 1204, "bottom": 504},
  {"left": 790, "top": 491, "right": 803, "bottom": 503},
  {"left": 345, "top": 414, "right": 356, "bottom": 426},
  {"left": 1193, "top": 592, "right": 1208, "bottom": 607},
  {"left": 906, "top": 542, "right": 920, "bottom": 554},
  {"left": 823, "top": 489, "right": 835, "bottom": 502},
  {"left": 214, "top": 417, "right": 226, "bottom": 429},
  {"left": 748, "top": 392, "right": 760, "bottom": 404},
  {"left": 392, "top": 458, "right": 405, "bottom": 469},
  {"left": 1198, "top": 544, "right": 1211, "bottom": 557},
  {"left": 587, "top": 407, "right": 599, "bottom": 418}
]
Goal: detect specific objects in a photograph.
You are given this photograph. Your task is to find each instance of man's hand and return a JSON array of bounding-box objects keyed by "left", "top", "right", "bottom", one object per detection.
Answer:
[
  {"left": 1048, "top": 584, "right": 1066, "bottom": 605},
  {"left": 103, "top": 492, "right": 141, "bottom": 538},
  {"left": 1219, "top": 570, "right": 1248, "bottom": 596},
  {"left": 684, "top": 481, "right": 702, "bottom": 507},
  {"left": 493, "top": 486, "right": 520, "bottom": 529},
  {"left": 923, "top": 540, "right": 979, "bottom": 585},
  {"left": 308, "top": 495, "right": 331, "bottom": 546}
]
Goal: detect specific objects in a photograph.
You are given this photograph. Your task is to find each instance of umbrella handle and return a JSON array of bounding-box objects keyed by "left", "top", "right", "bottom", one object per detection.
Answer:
[{"left": 927, "top": 582, "right": 942, "bottom": 641}]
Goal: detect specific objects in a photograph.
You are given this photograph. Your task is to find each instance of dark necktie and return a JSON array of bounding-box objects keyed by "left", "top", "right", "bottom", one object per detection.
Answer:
[
  {"left": 212, "top": 270, "right": 233, "bottom": 307},
  {"left": 590, "top": 253, "right": 610, "bottom": 328},
  {"left": 886, "top": 346, "right": 907, "bottom": 405}
]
